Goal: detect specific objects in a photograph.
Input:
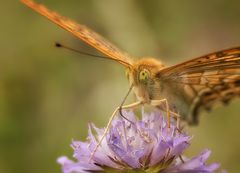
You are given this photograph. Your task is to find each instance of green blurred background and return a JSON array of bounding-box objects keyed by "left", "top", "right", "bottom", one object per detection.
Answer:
[{"left": 1, "top": 0, "right": 240, "bottom": 172}]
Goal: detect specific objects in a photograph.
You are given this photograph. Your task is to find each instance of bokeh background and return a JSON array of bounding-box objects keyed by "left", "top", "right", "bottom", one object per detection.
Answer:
[{"left": 1, "top": 0, "right": 240, "bottom": 172}]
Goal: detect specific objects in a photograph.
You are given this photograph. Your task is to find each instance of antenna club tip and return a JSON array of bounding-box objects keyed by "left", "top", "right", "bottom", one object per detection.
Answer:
[{"left": 55, "top": 42, "right": 62, "bottom": 47}]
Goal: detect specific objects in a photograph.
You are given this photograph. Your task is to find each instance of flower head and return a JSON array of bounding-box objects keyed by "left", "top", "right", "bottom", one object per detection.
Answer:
[{"left": 58, "top": 110, "right": 225, "bottom": 173}]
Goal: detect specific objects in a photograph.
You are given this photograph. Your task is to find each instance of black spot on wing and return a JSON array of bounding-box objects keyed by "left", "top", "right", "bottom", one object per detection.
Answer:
[
  {"left": 234, "top": 80, "right": 240, "bottom": 87},
  {"left": 216, "top": 51, "right": 226, "bottom": 58}
]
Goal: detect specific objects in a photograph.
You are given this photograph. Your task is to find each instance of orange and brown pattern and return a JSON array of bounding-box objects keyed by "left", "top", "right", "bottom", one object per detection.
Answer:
[
  {"left": 21, "top": 0, "right": 240, "bottom": 125},
  {"left": 21, "top": 0, "right": 133, "bottom": 67}
]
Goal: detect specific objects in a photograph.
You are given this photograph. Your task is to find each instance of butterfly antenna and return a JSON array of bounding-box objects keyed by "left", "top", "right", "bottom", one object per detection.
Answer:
[
  {"left": 55, "top": 42, "right": 111, "bottom": 59},
  {"left": 55, "top": 42, "right": 132, "bottom": 67}
]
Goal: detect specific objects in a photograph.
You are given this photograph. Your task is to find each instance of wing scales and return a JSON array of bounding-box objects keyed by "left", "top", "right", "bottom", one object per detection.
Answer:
[
  {"left": 21, "top": 0, "right": 133, "bottom": 67},
  {"left": 157, "top": 47, "right": 240, "bottom": 124}
]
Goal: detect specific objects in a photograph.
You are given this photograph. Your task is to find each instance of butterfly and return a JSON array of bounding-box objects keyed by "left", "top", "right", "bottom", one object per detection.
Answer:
[{"left": 21, "top": 0, "right": 240, "bottom": 126}]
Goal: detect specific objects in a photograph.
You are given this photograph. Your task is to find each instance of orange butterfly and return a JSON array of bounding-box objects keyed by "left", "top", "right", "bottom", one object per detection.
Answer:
[{"left": 21, "top": 0, "right": 240, "bottom": 126}]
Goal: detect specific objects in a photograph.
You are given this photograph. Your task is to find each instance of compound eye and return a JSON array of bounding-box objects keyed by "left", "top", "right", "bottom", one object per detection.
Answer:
[{"left": 139, "top": 69, "right": 150, "bottom": 82}]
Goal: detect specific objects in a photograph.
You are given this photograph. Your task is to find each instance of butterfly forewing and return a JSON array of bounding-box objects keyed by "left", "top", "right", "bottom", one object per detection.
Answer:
[
  {"left": 21, "top": 0, "right": 133, "bottom": 67},
  {"left": 158, "top": 47, "right": 240, "bottom": 124}
]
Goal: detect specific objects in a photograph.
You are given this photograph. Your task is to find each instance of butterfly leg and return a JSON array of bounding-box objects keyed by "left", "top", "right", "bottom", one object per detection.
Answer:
[
  {"left": 179, "top": 155, "right": 185, "bottom": 163},
  {"left": 150, "top": 99, "right": 182, "bottom": 128},
  {"left": 89, "top": 101, "right": 142, "bottom": 162},
  {"left": 171, "top": 111, "right": 181, "bottom": 130},
  {"left": 150, "top": 99, "right": 171, "bottom": 128},
  {"left": 151, "top": 99, "right": 185, "bottom": 162}
]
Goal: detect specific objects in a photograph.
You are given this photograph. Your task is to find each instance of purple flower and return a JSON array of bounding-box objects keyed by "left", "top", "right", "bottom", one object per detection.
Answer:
[{"left": 57, "top": 110, "right": 225, "bottom": 173}]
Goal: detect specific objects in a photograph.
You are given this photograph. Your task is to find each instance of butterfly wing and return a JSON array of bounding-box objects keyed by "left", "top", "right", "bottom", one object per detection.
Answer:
[
  {"left": 21, "top": 0, "right": 133, "bottom": 67},
  {"left": 158, "top": 47, "right": 240, "bottom": 124}
]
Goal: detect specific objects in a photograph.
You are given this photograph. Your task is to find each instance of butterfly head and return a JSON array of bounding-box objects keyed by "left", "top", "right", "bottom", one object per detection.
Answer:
[{"left": 126, "top": 57, "right": 165, "bottom": 102}]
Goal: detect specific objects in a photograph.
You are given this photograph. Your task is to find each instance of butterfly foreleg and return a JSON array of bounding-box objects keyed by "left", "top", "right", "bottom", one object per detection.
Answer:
[{"left": 89, "top": 101, "right": 142, "bottom": 162}]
